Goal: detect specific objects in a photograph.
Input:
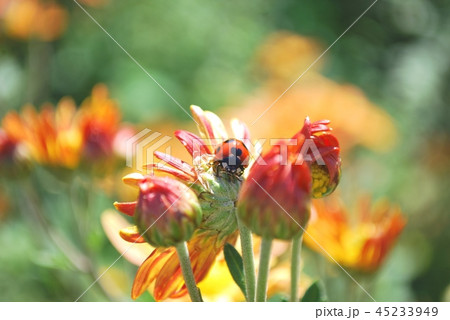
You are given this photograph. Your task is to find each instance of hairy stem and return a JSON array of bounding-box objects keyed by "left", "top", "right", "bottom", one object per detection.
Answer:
[
  {"left": 175, "top": 242, "right": 203, "bottom": 302},
  {"left": 256, "top": 237, "right": 272, "bottom": 302},
  {"left": 290, "top": 233, "right": 304, "bottom": 302},
  {"left": 236, "top": 217, "right": 256, "bottom": 301}
]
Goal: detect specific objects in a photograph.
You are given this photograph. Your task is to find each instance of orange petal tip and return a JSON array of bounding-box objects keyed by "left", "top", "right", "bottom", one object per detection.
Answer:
[
  {"left": 122, "top": 173, "right": 145, "bottom": 187},
  {"left": 119, "top": 226, "right": 146, "bottom": 243},
  {"left": 113, "top": 201, "right": 137, "bottom": 216}
]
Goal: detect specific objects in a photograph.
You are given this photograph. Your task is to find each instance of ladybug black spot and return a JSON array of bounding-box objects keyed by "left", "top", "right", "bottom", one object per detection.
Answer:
[{"left": 231, "top": 147, "right": 242, "bottom": 156}]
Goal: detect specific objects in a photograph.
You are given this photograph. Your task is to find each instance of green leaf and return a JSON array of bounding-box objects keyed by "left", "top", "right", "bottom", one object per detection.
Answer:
[
  {"left": 301, "top": 281, "right": 326, "bottom": 302},
  {"left": 135, "top": 290, "right": 155, "bottom": 302},
  {"left": 268, "top": 293, "right": 289, "bottom": 302},
  {"left": 223, "top": 243, "right": 246, "bottom": 296}
]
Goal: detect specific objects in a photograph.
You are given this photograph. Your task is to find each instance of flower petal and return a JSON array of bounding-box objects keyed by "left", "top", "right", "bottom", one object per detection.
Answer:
[
  {"left": 153, "top": 151, "right": 196, "bottom": 178},
  {"left": 122, "top": 173, "right": 145, "bottom": 187},
  {"left": 230, "top": 118, "right": 250, "bottom": 141},
  {"left": 190, "top": 105, "right": 227, "bottom": 143},
  {"left": 153, "top": 231, "right": 230, "bottom": 301},
  {"left": 119, "top": 226, "right": 146, "bottom": 243},
  {"left": 191, "top": 105, "right": 214, "bottom": 140},
  {"left": 204, "top": 111, "right": 228, "bottom": 141},
  {"left": 131, "top": 247, "right": 176, "bottom": 299},
  {"left": 174, "top": 130, "right": 212, "bottom": 156},
  {"left": 100, "top": 210, "right": 152, "bottom": 266},
  {"left": 113, "top": 201, "right": 137, "bottom": 216},
  {"left": 313, "top": 133, "right": 340, "bottom": 181},
  {"left": 144, "top": 163, "right": 195, "bottom": 182}
]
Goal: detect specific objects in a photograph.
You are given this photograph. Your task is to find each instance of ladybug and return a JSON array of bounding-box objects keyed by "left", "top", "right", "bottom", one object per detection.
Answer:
[{"left": 213, "top": 139, "right": 249, "bottom": 176}]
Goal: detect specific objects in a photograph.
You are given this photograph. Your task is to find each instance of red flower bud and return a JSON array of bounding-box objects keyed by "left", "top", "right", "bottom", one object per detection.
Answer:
[
  {"left": 237, "top": 140, "right": 312, "bottom": 240},
  {"left": 237, "top": 118, "right": 341, "bottom": 239},
  {"left": 134, "top": 176, "right": 202, "bottom": 247}
]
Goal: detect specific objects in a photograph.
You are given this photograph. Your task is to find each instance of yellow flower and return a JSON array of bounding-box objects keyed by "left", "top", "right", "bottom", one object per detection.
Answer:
[{"left": 304, "top": 196, "right": 406, "bottom": 272}]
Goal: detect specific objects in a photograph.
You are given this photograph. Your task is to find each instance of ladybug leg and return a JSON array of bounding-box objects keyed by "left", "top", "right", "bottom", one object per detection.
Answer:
[{"left": 214, "top": 163, "right": 221, "bottom": 177}]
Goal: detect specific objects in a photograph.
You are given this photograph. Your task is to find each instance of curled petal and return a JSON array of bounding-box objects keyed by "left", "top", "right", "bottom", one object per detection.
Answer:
[
  {"left": 144, "top": 164, "right": 195, "bottom": 182},
  {"left": 153, "top": 151, "right": 196, "bottom": 178},
  {"left": 312, "top": 119, "right": 331, "bottom": 126},
  {"left": 313, "top": 133, "right": 340, "bottom": 181},
  {"left": 297, "top": 117, "right": 331, "bottom": 140},
  {"left": 174, "top": 130, "right": 212, "bottom": 156},
  {"left": 119, "top": 226, "right": 146, "bottom": 243},
  {"left": 311, "top": 121, "right": 332, "bottom": 134},
  {"left": 191, "top": 105, "right": 214, "bottom": 140},
  {"left": 122, "top": 173, "right": 145, "bottom": 187},
  {"left": 311, "top": 119, "right": 331, "bottom": 129},
  {"left": 204, "top": 111, "right": 228, "bottom": 140},
  {"left": 113, "top": 201, "right": 137, "bottom": 216},
  {"left": 190, "top": 105, "right": 227, "bottom": 143}
]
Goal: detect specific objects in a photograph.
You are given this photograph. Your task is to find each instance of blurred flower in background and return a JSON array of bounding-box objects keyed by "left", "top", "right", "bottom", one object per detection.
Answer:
[
  {"left": 0, "top": 128, "right": 20, "bottom": 164},
  {"left": 226, "top": 32, "right": 398, "bottom": 153},
  {"left": 2, "top": 98, "right": 82, "bottom": 168},
  {"left": 305, "top": 196, "right": 406, "bottom": 273},
  {"left": 0, "top": 0, "right": 107, "bottom": 42},
  {"left": 1, "top": 84, "right": 131, "bottom": 169},
  {"left": 1, "top": 0, "right": 67, "bottom": 41},
  {"left": 78, "top": 84, "right": 122, "bottom": 161}
]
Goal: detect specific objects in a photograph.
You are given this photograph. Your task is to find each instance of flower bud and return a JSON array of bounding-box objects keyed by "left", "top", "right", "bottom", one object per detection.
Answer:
[
  {"left": 134, "top": 176, "right": 202, "bottom": 247},
  {"left": 237, "top": 117, "right": 341, "bottom": 240},
  {"left": 237, "top": 145, "right": 312, "bottom": 240}
]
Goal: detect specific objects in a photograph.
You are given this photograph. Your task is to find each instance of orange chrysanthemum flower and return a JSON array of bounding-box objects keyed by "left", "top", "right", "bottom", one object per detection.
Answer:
[
  {"left": 114, "top": 105, "right": 252, "bottom": 301},
  {"left": 304, "top": 197, "right": 406, "bottom": 272},
  {"left": 2, "top": 98, "right": 83, "bottom": 168},
  {"left": 1, "top": 84, "right": 124, "bottom": 168},
  {"left": 78, "top": 84, "right": 122, "bottom": 160}
]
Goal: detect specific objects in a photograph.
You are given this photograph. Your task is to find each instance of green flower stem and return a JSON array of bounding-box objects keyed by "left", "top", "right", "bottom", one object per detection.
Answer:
[
  {"left": 256, "top": 237, "right": 273, "bottom": 302},
  {"left": 290, "top": 233, "right": 304, "bottom": 302},
  {"left": 237, "top": 217, "right": 256, "bottom": 302},
  {"left": 175, "top": 242, "right": 203, "bottom": 302}
]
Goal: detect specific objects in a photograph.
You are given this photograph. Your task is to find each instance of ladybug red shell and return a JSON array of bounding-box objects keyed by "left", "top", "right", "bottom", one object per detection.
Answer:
[{"left": 213, "top": 139, "right": 249, "bottom": 176}]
